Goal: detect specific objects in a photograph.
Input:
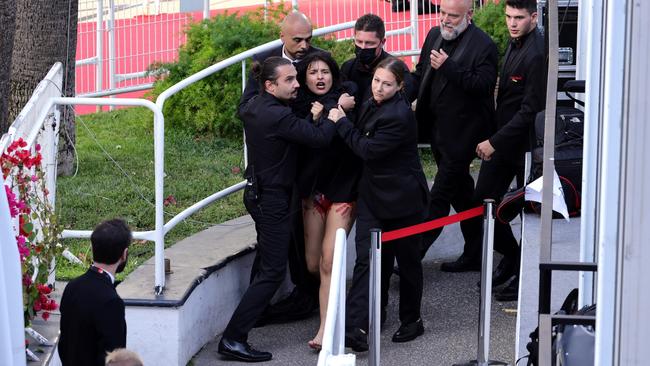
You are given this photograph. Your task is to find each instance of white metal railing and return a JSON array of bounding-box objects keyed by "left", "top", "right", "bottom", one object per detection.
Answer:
[
  {"left": 318, "top": 228, "right": 355, "bottom": 366},
  {"left": 60, "top": 21, "right": 359, "bottom": 295}
]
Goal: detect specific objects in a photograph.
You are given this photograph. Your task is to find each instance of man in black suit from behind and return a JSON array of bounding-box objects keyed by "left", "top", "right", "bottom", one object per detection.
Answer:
[
  {"left": 240, "top": 10, "right": 327, "bottom": 324},
  {"left": 469, "top": 0, "right": 545, "bottom": 301},
  {"left": 58, "top": 219, "right": 131, "bottom": 366},
  {"left": 413, "top": 0, "right": 498, "bottom": 269}
]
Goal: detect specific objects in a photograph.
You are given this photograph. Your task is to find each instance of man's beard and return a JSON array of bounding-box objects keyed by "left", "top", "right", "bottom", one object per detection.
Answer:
[
  {"left": 116, "top": 253, "right": 128, "bottom": 273},
  {"left": 440, "top": 16, "right": 469, "bottom": 41}
]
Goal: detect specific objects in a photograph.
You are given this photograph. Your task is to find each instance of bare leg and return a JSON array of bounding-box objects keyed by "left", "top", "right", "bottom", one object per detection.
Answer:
[
  {"left": 303, "top": 197, "right": 326, "bottom": 277},
  {"left": 312, "top": 202, "right": 356, "bottom": 348}
]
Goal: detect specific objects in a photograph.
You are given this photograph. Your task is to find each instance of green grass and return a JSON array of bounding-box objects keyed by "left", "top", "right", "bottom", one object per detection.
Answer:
[{"left": 55, "top": 107, "right": 247, "bottom": 280}]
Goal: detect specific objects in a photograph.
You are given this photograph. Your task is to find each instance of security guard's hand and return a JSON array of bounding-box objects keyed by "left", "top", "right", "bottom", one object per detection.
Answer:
[
  {"left": 328, "top": 105, "right": 346, "bottom": 123},
  {"left": 338, "top": 93, "right": 355, "bottom": 111},
  {"left": 311, "top": 101, "right": 324, "bottom": 120},
  {"left": 476, "top": 139, "right": 495, "bottom": 161},
  {"left": 430, "top": 48, "right": 449, "bottom": 70}
]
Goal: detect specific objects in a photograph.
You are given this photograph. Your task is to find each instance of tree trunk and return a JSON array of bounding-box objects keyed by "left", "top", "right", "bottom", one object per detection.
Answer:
[
  {"left": 9, "top": 0, "right": 78, "bottom": 176},
  {"left": 0, "top": 0, "right": 16, "bottom": 133}
]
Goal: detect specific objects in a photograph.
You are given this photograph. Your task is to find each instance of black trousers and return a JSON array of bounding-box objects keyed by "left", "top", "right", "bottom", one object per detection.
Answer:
[
  {"left": 346, "top": 198, "right": 424, "bottom": 332},
  {"left": 464, "top": 153, "right": 524, "bottom": 262},
  {"left": 421, "top": 148, "right": 483, "bottom": 260},
  {"left": 224, "top": 188, "right": 291, "bottom": 342},
  {"left": 249, "top": 187, "right": 318, "bottom": 297}
]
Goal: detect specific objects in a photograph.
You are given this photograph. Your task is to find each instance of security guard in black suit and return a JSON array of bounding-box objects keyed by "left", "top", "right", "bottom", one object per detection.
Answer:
[
  {"left": 240, "top": 12, "right": 328, "bottom": 322},
  {"left": 329, "top": 58, "right": 429, "bottom": 351},
  {"left": 218, "top": 57, "right": 337, "bottom": 362},
  {"left": 470, "top": 0, "right": 545, "bottom": 301}
]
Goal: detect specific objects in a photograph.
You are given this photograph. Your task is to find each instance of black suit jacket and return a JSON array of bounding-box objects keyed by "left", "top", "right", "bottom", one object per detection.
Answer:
[
  {"left": 413, "top": 24, "right": 498, "bottom": 161},
  {"left": 240, "top": 91, "right": 336, "bottom": 190},
  {"left": 239, "top": 45, "right": 329, "bottom": 109},
  {"left": 335, "top": 93, "right": 428, "bottom": 219},
  {"left": 58, "top": 269, "right": 126, "bottom": 366},
  {"left": 489, "top": 29, "right": 546, "bottom": 160}
]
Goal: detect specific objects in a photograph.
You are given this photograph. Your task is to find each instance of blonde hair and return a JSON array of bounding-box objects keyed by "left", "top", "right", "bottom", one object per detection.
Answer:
[{"left": 105, "top": 348, "right": 143, "bottom": 366}]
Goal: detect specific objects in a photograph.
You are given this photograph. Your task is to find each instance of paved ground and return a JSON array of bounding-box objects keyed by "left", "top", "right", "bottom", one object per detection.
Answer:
[{"left": 192, "top": 236, "right": 520, "bottom": 366}]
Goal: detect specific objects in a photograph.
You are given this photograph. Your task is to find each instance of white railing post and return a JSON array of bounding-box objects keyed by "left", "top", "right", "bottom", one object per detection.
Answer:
[
  {"left": 108, "top": 0, "right": 116, "bottom": 110},
  {"left": 368, "top": 229, "right": 381, "bottom": 366},
  {"left": 410, "top": 0, "right": 420, "bottom": 65},
  {"left": 203, "top": 0, "right": 210, "bottom": 20},
  {"left": 96, "top": 0, "right": 104, "bottom": 95},
  {"left": 318, "top": 228, "right": 355, "bottom": 366}
]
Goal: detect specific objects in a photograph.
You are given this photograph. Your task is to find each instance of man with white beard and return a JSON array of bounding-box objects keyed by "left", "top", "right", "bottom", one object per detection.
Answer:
[{"left": 413, "top": 0, "right": 498, "bottom": 269}]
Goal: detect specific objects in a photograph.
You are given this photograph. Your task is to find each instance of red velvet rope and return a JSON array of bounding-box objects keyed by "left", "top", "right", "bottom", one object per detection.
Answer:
[{"left": 381, "top": 206, "right": 485, "bottom": 242}]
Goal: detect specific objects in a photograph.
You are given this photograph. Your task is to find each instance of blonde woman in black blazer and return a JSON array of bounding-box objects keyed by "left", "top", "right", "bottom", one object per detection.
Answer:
[{"left": 328, "top": 57, "right": 429, "bottom": 351}]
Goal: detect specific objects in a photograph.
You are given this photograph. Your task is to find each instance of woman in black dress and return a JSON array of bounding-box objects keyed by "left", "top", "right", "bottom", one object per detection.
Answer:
[
  {"left": 328, "top": 57, "right": 429, "bottom": 348},
  {"left": 294, "top": 52, "right": 359, "bottom": 350}
]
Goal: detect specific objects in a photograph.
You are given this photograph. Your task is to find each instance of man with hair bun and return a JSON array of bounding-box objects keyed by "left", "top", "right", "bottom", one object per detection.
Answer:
[
  {"left": 239, "top": 11, "right": 331, "bottom": 325},
  {"left": 218, "top": 56, "right": 337, "bottom": 362}
]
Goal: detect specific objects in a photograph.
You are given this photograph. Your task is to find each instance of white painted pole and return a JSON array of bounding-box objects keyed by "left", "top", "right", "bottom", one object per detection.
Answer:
[
  {"left": 410, "top": 0, "right": 420, "bottom": 66},
  {"left": 368, "top": 229, "right": 381, "bottom": 366},
  {"left": 108, "top": 0, "right": 116, "bottom": 110},
  {"left": 96, "top": 0, "right": 104, "bottom": 96},
  {"left": 595, "top": 0, "right": 626, "bottom": 363},
  {"left": 203, "top": 0, "right": 209, "bottom": 20},
  {"left": 577, "top": 0, "right": 604, "bottom": 309}
]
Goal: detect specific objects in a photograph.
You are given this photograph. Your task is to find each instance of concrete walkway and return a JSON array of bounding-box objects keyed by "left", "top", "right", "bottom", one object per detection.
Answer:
[{"left": 192, "top": 220, "right": 522, "bottom": 366}]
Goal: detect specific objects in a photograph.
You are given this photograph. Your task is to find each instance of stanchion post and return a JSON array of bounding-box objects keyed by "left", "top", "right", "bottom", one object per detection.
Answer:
[
  {"left": 368, "top": 228, "right": 382, "bottom": 366},
  {"left": 453, "top": 200, "right": 506, "bottom": 366},
  {"left": 477, "top": 199, "right": 496, "bottom": 365}
]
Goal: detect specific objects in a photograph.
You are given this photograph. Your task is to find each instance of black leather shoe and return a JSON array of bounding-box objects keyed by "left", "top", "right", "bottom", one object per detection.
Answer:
[
  {"left": 345, "top": 328, "right": 368, "bottom": 352},
  {"left": 440, "top": 255, "right": 481, "bottom": 272},
  {"left": 218, "top": 337, "right": 272, "bottom": 362},
  {"left": 392, "top": 318, "right": 424, "bottom": 343},
  {"left": 495, "top": 276, "right": 519, "bottom": 302}
]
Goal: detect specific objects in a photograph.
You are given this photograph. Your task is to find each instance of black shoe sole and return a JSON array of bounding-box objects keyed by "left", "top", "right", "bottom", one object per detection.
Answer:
[{"left": 218, "top": 349, "right": 272, "bottom": 363}]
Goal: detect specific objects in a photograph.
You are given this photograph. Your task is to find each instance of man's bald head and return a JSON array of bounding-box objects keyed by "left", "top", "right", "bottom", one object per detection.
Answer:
[{"left": 280, "top": 11, "right": 313, "bottom": 61}]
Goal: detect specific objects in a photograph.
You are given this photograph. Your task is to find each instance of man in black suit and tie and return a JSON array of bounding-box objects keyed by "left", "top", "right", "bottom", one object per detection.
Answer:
[
  {"left": 240, "top": 11, "right": 328, "bottom": 324},
  {"left": 413, "top": 0, "right": 498, "bottom": 269},
  {"left": 470, "top": 0, "right": 545, "bottom": 301},
  {"left": 58, "top": 219, "right": 131, "bottom": 366}
]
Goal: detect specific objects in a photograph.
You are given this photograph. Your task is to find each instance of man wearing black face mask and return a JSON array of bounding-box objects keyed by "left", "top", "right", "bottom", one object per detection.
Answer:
[
  {"left": 341, "top": 14, "right": 417, "bottom": 108},
  {"left": 59, "top": 219, "right": 131, "bottom": 366}
]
